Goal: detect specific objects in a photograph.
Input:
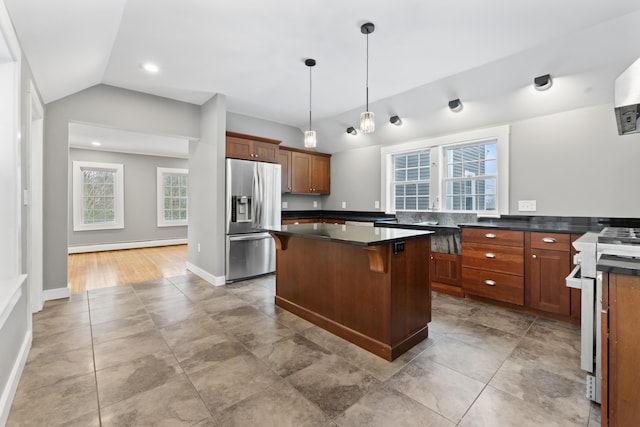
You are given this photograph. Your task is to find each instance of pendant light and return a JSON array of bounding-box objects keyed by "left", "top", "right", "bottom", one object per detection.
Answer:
[
  {"left": 304, "top": 58, "right": 317, "bottom": 148},
  {"left": 360, "top": 22, "right": 375, "bottom": 133}
]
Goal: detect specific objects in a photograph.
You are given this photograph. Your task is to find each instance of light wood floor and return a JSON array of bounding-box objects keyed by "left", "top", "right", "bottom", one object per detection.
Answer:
[{"left": 68, "top": 245, "right": 188, "bottom": 293}]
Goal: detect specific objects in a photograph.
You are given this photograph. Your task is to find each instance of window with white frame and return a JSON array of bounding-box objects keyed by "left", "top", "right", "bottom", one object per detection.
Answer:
[
  {"left": 380, "top": 125, "right": 509, "bottom": 215},
  {"left": 73, "top": 161, "right": 124, "bottom": 231},
  {"left": 443, "top": 140, "right": 497, "bottom": 212},
  {"left": 157, "top": 167, "right": 188, "bottom": 227},
  {"left": 392, "top": 151, "right": 430, "bottom": 211}
]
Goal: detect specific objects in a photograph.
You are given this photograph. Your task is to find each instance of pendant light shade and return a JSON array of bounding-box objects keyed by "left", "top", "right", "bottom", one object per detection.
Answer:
[
  {"left": 360, "top": 22, "right": 375, "bottom": 134},
  {"left": 304, "top": 58, "right": 317, "bottom": 148}
]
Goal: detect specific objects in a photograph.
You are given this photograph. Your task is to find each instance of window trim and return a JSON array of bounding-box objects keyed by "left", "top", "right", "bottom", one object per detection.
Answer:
[
  {"left": 157, "top": 167, "right": 188, "bottom": 227},
  {"left": 72, "top": 161, "right": 125, "bottom": 231},
  {"left": 380, "top": 125, "right": 509, "bottom": 215}
]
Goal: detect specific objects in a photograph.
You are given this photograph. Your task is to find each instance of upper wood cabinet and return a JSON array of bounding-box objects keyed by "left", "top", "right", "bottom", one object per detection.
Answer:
[
  {"left": 278, "top": 149, "right": 292, "bottom": 193},
  {"left": 225, "top": 131, "right": 280, "bottom": 163},
  {"left": 280, "top": 147, "right": 331, "bottom": 194}
]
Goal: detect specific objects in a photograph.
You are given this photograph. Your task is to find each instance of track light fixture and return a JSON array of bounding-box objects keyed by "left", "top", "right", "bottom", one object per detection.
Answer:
[
  {"left": 304, "top": 58, "right": 317, "bottom": 148},
  {"left": 389, "top": 115, "right": 402, "bottom": 126},
  {"left": 448, "top": 99, "right": 463, "bottom": 112},
  {"left": 360, "top": 22, "right": 375, "bottom": 134},
  {"left": 346, "top": 126, "right": 358, "bottom": 136},
  {"left": 534, "top": 74, "right": 552, "bottom": 91}
]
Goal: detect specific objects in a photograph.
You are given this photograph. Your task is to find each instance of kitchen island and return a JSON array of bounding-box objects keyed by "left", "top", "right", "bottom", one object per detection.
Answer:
[{"left": 267, "top": 223, "right": 433, "bottom": 361}]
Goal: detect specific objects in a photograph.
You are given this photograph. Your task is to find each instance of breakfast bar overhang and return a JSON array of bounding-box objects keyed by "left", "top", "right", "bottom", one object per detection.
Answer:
[{"left": 267, "top": 223, "right": 433, "bottom": 361}]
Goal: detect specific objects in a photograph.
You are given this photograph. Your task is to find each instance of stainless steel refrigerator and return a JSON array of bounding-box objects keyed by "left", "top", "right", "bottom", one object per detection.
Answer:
[{"left": 226, "top": 158, "right": 281, "bottom": 282}]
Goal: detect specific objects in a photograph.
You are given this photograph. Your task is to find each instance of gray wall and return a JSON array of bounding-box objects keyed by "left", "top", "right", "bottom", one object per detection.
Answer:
[
  {"left": 44, "top": 84, "right": 200, "bottom": 291},
  {"left": 68, "top": 149, "right": 188, "bottom": 247},
  {"left": 324, "top": 145, "right": 382, "bottom": 212},
  {"left": 328, "top": 103, "right": 640, "bottom": 217},
  {"left": 188, "top": 94, "right": 227, "bottom": 281},
  {"left": 509, "top": 103, "right": 640, "bottom": 216}
]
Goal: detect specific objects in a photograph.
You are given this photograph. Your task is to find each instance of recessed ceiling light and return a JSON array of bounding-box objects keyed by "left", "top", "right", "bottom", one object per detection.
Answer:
[
  {"left": 91, "top": 141, "right": 102, "bottom": 146},
  {"left": 143, "top": 63, "right": 159, "bottom": 73}
]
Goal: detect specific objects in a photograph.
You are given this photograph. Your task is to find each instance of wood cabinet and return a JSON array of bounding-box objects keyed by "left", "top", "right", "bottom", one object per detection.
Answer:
[
  {"left": 526, "top": 232, "right": 571, "bottom": 316},
  {"left": 226, "top": 131, "right": 280, "bottom": 163},
  {"left": 285, "top": 147, "right": 331, "bottom": 194},
  {"left": 278, "top": 149, "right": 292, "bottom": 193},
  {"left": 430, "top": 253, "right": 463, "bottom": 297},
  {"left": 461, "top": 228, "right": 525, "bottom": 305},
  {"left": 602, "top": 272, "right": 640, "bottom": 426}
]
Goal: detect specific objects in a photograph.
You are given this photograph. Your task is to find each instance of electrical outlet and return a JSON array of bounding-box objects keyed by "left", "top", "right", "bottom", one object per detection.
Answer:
[
  {"left": 518, "top": 200, "right": 537, "bottom": 212},
  {"left": 341, "top": 201, "right": 347, "bottom": 209},
  {"left": 282, "top": 201, "right": 288, "bottom": 209},
  {"left": 374, "top": 200, "right": 380, "bottom": 209},
  {"left": 313, "top": 200, "right": 318, "bottom": 208}
]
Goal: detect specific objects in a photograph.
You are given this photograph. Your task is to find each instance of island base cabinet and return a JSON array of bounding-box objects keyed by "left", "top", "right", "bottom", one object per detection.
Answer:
[
  {"left": 602, "top": 272, "right": 640, "bottom": 427},
  {"left": 273, "top": 235, "right": 431, "bottom": 361}
]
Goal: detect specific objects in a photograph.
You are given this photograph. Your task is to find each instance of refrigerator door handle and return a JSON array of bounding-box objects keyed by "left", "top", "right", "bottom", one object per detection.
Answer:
[{"left": 229, "top": 233, "right": 273, "bottom": 242}]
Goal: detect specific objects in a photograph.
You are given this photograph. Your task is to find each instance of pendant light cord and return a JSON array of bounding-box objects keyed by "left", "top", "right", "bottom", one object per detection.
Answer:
[
  {"left": 309, "top": 64, "right": 312, "bottom": 131},
  {"left": 365, "top": 32, "right": 369, "bottom": 111}
]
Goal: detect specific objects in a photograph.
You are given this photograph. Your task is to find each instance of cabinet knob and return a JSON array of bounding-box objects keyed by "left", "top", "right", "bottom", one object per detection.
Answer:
[
  {"left": 430, "top": 255, "right": 434, "bottom": 260},
  {"left": 485, "top": 253, "right": 496, "bottom": 259},
  {"left": 532, "top": 254, "right": 537, "bottom": 259},
  {"left": 485, "top": 233, "right": 497, "bottom": 239},
  {"left": 484, "top": 280, "right": 496, "bottom": 286}
]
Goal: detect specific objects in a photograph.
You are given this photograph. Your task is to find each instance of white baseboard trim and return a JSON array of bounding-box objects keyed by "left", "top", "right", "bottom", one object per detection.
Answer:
[
  {"left": 68, "top": 238, "right": 188, "bottom": 254},
  {"left": 186, "top": 262, "right": 226, "bottom": 286},
  {"left": 0, "top": 329, "right": 31, "bottom": 427},
  {"left": 43, "top": 286, "right": 70, "bottom": 301}
]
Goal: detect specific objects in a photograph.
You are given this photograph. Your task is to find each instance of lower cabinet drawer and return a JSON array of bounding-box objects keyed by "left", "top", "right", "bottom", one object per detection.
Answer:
[
  {"left": 462, "top": 243, "right": 524, "bottom": 276},
  {"left": 462, "top": 267, "right": 524, "bottom": 306}
]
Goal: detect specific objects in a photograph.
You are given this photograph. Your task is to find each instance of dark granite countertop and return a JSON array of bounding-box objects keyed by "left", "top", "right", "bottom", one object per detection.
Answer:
[
  {"left": 597, "top": 254, "right": 640, "bottom": 276},
  {"left": 457, "top": 215, "right": 613, "bottom": 234},
  {"left": 281, "top": 210, "right": 395, "bottom": 223},
  {"left": 265, "top": 223, "right": 433, "bottom": 246},
  {"left": 375, "top": 220, "right": 460, "bottom": 231}
]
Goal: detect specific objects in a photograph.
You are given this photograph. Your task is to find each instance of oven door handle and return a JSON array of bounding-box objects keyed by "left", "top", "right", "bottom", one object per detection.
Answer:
[{"left": 565, "top": 265, "right": 583, "bottom": 289}]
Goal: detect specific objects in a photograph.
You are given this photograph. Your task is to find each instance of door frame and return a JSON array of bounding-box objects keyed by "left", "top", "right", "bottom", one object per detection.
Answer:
[{"left": 27, "top": 80, "right": 44, "bottom": 312}]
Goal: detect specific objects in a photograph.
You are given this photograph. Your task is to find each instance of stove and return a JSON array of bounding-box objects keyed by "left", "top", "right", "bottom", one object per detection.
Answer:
[
  {"left": 598, "top": 226, "right": 640, "bottom": 244},
  {"left": 566, "top": 226, "right": 640, "bottom": 403}
]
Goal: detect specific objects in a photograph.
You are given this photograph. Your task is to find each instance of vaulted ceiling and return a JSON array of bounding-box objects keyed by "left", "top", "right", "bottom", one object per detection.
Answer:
[{"left": 6, "top": 0, "right": 640, "bottom": 153}]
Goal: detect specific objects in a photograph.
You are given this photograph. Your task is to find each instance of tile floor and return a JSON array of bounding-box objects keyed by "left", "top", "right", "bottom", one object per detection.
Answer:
[{"left": 8, "top": 274, "right": 601, "bottom": 426}]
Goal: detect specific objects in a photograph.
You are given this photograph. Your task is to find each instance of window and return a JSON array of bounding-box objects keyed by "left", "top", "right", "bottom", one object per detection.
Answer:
[
  {"left": 392, "top": 151, "right": 430, "bottom": 211},
  {"left": 157, "top": 167, "right": 188, "bottom": 227},
  {"left": 381, "top": 125, "right": 509, "bottom": 214},
  {"left": 73, "top": 161, "right": 124, "bottom": 231},
  {"left": 443, "top": 141, "right": 497, "bottom": 212}
]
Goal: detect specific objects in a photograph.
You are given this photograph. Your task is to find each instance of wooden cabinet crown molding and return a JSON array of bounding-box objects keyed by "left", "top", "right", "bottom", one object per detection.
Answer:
[
  {"left": 226, "top": 131, "right": 281, "bottom": 146},
  {"left": 279, "top": 145, "right": 331, "bottom": 158}
]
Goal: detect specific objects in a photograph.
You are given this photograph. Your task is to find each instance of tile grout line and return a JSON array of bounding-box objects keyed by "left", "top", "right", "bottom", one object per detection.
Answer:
[
  {"left": 86, "top": 290, "right": 103, "bottom": 427},
  {"left": 454, "top": 315, "right": 538, "bottom": 426}
]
